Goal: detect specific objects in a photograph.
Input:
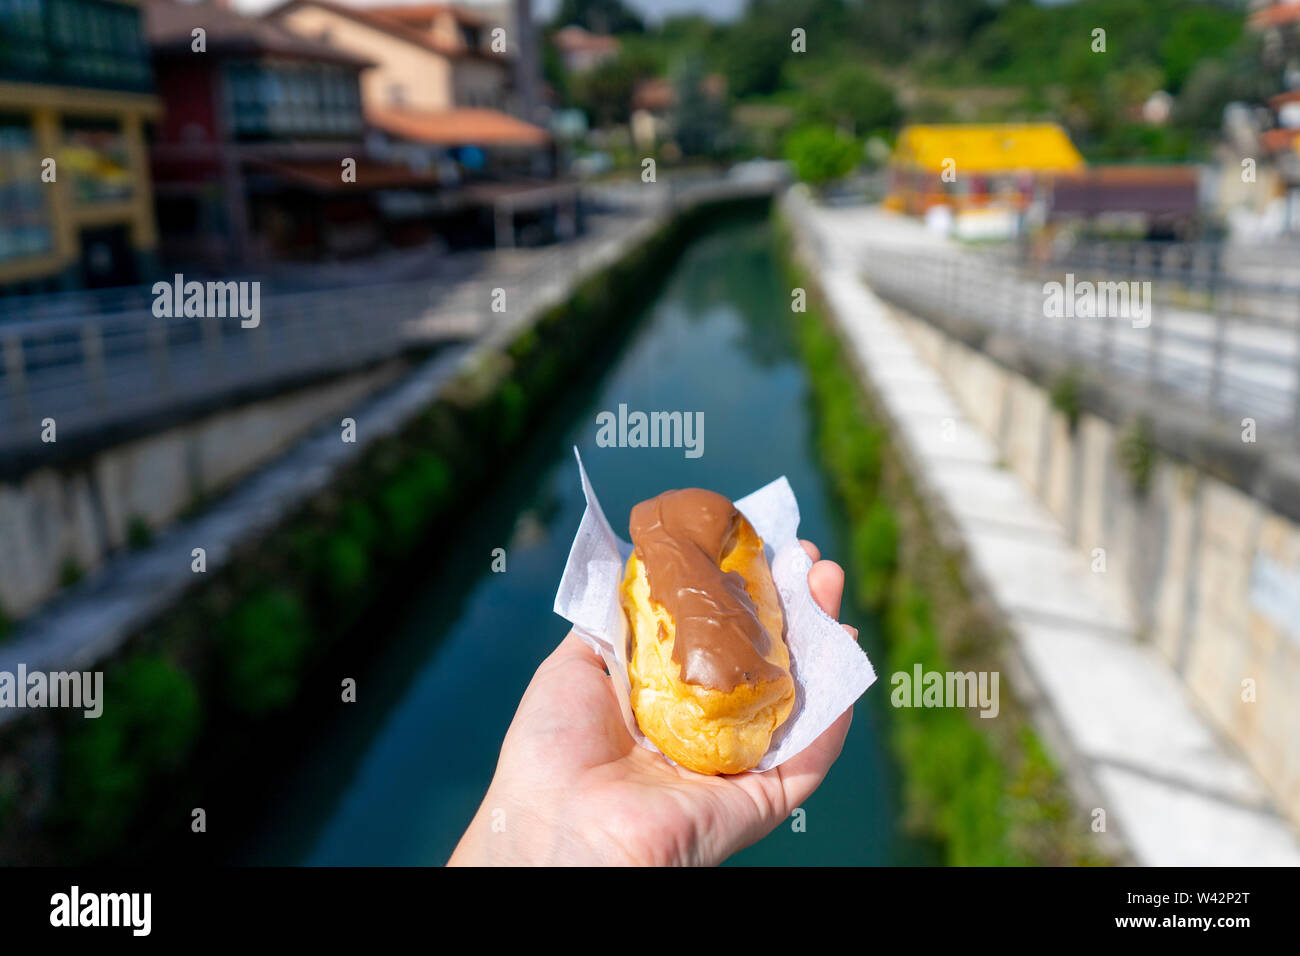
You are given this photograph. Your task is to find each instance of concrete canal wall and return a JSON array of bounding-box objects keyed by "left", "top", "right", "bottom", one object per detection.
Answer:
[
  {"left": 785, "top": 188, "right": 1300, "bottom": 864},
  {"left": 890, "top": 299, "right": 1300, "bottom": 831},
  {"left": 0, "top": 361, "right": 407, "bottom": 622}
]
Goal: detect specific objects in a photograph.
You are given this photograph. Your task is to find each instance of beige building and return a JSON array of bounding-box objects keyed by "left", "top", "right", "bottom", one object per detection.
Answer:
[{"left": 266, "top": 1, "right": 510, "bottom": 113}]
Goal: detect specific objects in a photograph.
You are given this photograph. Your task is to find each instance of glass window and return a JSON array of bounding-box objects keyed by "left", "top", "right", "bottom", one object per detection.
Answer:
[
  {"left": 60, "top": 117, "right": 132, "bottom": 203},
  {"left": 0, "top": 116, "right": 55, "bottom": 263}
]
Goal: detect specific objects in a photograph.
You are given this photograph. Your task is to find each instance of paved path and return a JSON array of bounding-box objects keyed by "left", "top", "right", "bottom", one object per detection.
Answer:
[{"left": 789, "top": 190, "right": 1300, "bottom": 866}]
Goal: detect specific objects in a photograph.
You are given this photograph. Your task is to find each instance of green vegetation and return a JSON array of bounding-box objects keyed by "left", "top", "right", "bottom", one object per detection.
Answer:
[
  {"left": 218, "top": 589, "right": 313, "bottom": 718},
  {"left": 779, "top": 212, "right": 1109, "bottom": 865},
  {"left": 784, "top": 125, "right": 860, "bottom": 189},
  {"left": 58, "top": 559, "right": 83, "bottom": 589},
  {"left": 1049, "top": 371, "right": 1083, "bottom": 433},
  {"left": 56, "top": 654, "right": 200, "bottom": 856},
  {"left": 126, "top": 516, "right": 154, "bottom": 551},
  {"left": 1119, "top": 417, "right": 1158, "bottom": 497},
  {"left": 549, "top": 0, "right": 1260, "bottom": 176}
]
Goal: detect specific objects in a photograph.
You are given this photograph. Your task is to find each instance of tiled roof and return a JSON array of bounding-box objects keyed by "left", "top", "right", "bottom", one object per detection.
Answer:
[
  {"left": 368, "top": 4, "right": 488, "bottom": 27},
  {"left": 368, "top": 107, "right": 550, "bottom": 146},
  {"left": 1261, "top": 127, "right": 1300, "bottom": 154},
  {"left": 553, "top": 26, "right": 621, "bottom": 54},
  {"left": 266, "top": 0, "right": 501, "bottom": 61},
  {"left": 1249, "top": 2, "right": 1300, "bottom": 29},
  {"left": 145, "top": 0, "right": 372, "bottom": 67}
]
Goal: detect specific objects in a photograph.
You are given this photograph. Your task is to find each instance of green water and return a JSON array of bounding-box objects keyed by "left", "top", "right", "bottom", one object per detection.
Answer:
[{"left": 238, "top": 212, "right": 934, "bottom": 866}]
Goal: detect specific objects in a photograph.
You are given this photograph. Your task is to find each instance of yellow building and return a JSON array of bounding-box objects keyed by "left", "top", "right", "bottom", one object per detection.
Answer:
[
  {"left": 0, "top": 0, "right": 161, "bottom": 292},
  {"left": 887, "top": 123, "right": 1085, "bottom": 217}
]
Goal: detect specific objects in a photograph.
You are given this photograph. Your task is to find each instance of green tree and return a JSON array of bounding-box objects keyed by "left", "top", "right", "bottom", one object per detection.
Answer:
[
  {"left": 808, "top": 65, "right": 902, "bottom": 137},
  {"left": 673, "top": 58, "right": 728, "bottom": 158},
  {"left": 784, "top": 124, "right": 859, "bottom": 188},
  {"left": 553, "top": 0, "right": 644, "bottom": 34},
  {"left": 571, "top": 57, "right": 640, "bottom": 127},
  {"left": 1159, "top": 7, "right": 1242, "bottom": 92}
]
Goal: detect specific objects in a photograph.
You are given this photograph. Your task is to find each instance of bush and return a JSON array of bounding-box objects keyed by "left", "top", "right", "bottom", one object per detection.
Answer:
[
  {"left": 126, "top": 516, "right": 154, "bottom": 550},
  {"left": 496, "top": 380, "right": 527, "bottom": 445},
  {"left": 322, "top": 533, "right": 369, "bottom": 595},
  {"left": 784, "top": 124, "right": 860, "bottom": 188},
  {"left": 886, "top": 583, "right": 1017, "bottom": 865},
  {"left": 59, "top": 559, "right": 83, "bottom": 588},
  {"left": 1049, "top": 371, "right": 1082, "bottom": 433},
  {"left": 854, "top": 500, "right": 899, "bottom": 610},
  {"left": 58, "top": 654, "right": 201, "bottom": 852},
  {"left": 218, "top": 589, "right": 312, "bottom": 717},
  {"left": 1118, "top": 418, "right": 1157, "bottom": 497},
  {"left": 379, "top": 452, "right": 453, "bottom": 551}
]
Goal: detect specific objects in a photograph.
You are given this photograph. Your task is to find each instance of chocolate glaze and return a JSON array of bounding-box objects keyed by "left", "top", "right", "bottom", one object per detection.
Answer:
[{"left": 629, "top": 489, "right": 786, "bottom": 692}]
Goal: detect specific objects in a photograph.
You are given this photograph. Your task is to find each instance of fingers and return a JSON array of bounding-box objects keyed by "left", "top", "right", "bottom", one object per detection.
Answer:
[
  {"left": 799, "top": 539, "right": 821, "bottom": 562},
  {"left": 774, "top": 704, "right": 854, "bottom": 806},
  {"left": 807, "top": 558, "right": 844, "bottom": 620},
  {"left": 545, "top": 630, "right": 608, "bottom": 672}
]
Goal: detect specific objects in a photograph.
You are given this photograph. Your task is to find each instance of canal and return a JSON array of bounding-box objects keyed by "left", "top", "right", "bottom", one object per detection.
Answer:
[{"left": 235, "top": 208, "right": 934, "bottom": 865}]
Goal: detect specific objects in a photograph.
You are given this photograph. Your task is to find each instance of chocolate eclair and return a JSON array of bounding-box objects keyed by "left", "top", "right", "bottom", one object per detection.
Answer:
[{"left": 620, "top": 489, "right": 795, "bottom": 775}]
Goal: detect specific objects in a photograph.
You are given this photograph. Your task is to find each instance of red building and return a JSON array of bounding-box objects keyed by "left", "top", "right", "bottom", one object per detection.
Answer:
[{"left": 145, "top": 0, "right": 439, "bottom": 268}]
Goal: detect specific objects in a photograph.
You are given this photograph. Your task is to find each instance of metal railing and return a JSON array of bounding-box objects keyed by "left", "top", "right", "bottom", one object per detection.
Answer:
[
  {"left": 1005, "top": 238, "right": 1300, "bottom": 328},
  {"left": 859, "top": 245, "right": 1300, "bottom": 440},
  {"left": 0, "top": 175, "right": 776, "bottom": 463}
]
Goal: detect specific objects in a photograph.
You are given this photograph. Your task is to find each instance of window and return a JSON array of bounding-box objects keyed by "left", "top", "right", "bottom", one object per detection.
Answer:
[
  {"left": 36, "top": 0, "right": 151, "bottom": 91},
  {"left": 0, "top": 116, "right": 55, "bottom": 263},
  {"left": 227, "top": 61, "right": 363, "bottom": 140},
  {"left": 60, "top": 117, "right": 132, "bottom": 203}
]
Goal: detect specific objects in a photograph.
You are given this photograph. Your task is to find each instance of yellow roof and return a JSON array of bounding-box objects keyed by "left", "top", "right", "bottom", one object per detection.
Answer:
[{"left": 892, "top": 124, "right": 1085, "bottom": 174}]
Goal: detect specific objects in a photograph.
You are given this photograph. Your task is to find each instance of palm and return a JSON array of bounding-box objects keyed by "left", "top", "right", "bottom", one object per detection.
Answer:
[{"left": 469, "top": 542, "right": 854, "bottom": 866}]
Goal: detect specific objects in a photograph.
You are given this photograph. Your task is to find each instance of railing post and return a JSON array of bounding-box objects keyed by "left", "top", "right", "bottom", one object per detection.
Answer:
[
  {"left": 1293, "top": 302, "right": 1300, "bottom": 440},
  {"left": 3, "top": 333, "right": 31, "bottom": 427},
  {"left": 148, "top": 315, "right": 173, "bottom": 397},
  {"left": 1208, "top": 306, "right": 1227, "bottom": 412},
  {"left": 1145, "top": 298, "right": 1163, "bottom": 390},
  {"left": 202, "top": 312, "right": 222, "bottom": 381},
  {"left": 82, "top": 320, "right": 108, "bottom": 405}
]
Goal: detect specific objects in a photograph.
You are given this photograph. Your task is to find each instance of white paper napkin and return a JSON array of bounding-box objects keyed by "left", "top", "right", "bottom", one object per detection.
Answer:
[{"left": 553, "top": 449, "right": 877, "bottom": 772}]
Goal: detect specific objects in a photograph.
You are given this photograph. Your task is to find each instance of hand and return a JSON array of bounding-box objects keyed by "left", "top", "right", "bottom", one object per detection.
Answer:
[{"left": 448, "top": 540, "right": 857, "bottom": 866}]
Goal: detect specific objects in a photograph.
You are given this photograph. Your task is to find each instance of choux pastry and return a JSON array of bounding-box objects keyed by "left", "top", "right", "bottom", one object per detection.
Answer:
[{"left": 620, "top": 488, "right": 795, "bottom": 775}]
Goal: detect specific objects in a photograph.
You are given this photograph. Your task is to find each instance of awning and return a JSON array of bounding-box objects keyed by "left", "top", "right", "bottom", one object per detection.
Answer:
[{"left": 367, "top": 107, "right": 551, "bottom": 148}]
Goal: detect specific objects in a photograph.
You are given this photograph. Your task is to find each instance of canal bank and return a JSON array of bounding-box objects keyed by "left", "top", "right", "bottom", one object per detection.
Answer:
[
  {"left": 0, "top": 188, "right": 776, "bottom": 864},
  {"left": 776, "top": 207, "right": 1110, "bottom": 866},
  {"left": 784, "top": 188, "right": 1300, "bottom": 865},
  {"left": 227, "top": 204, "right": 934, "bottom": 866}
]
